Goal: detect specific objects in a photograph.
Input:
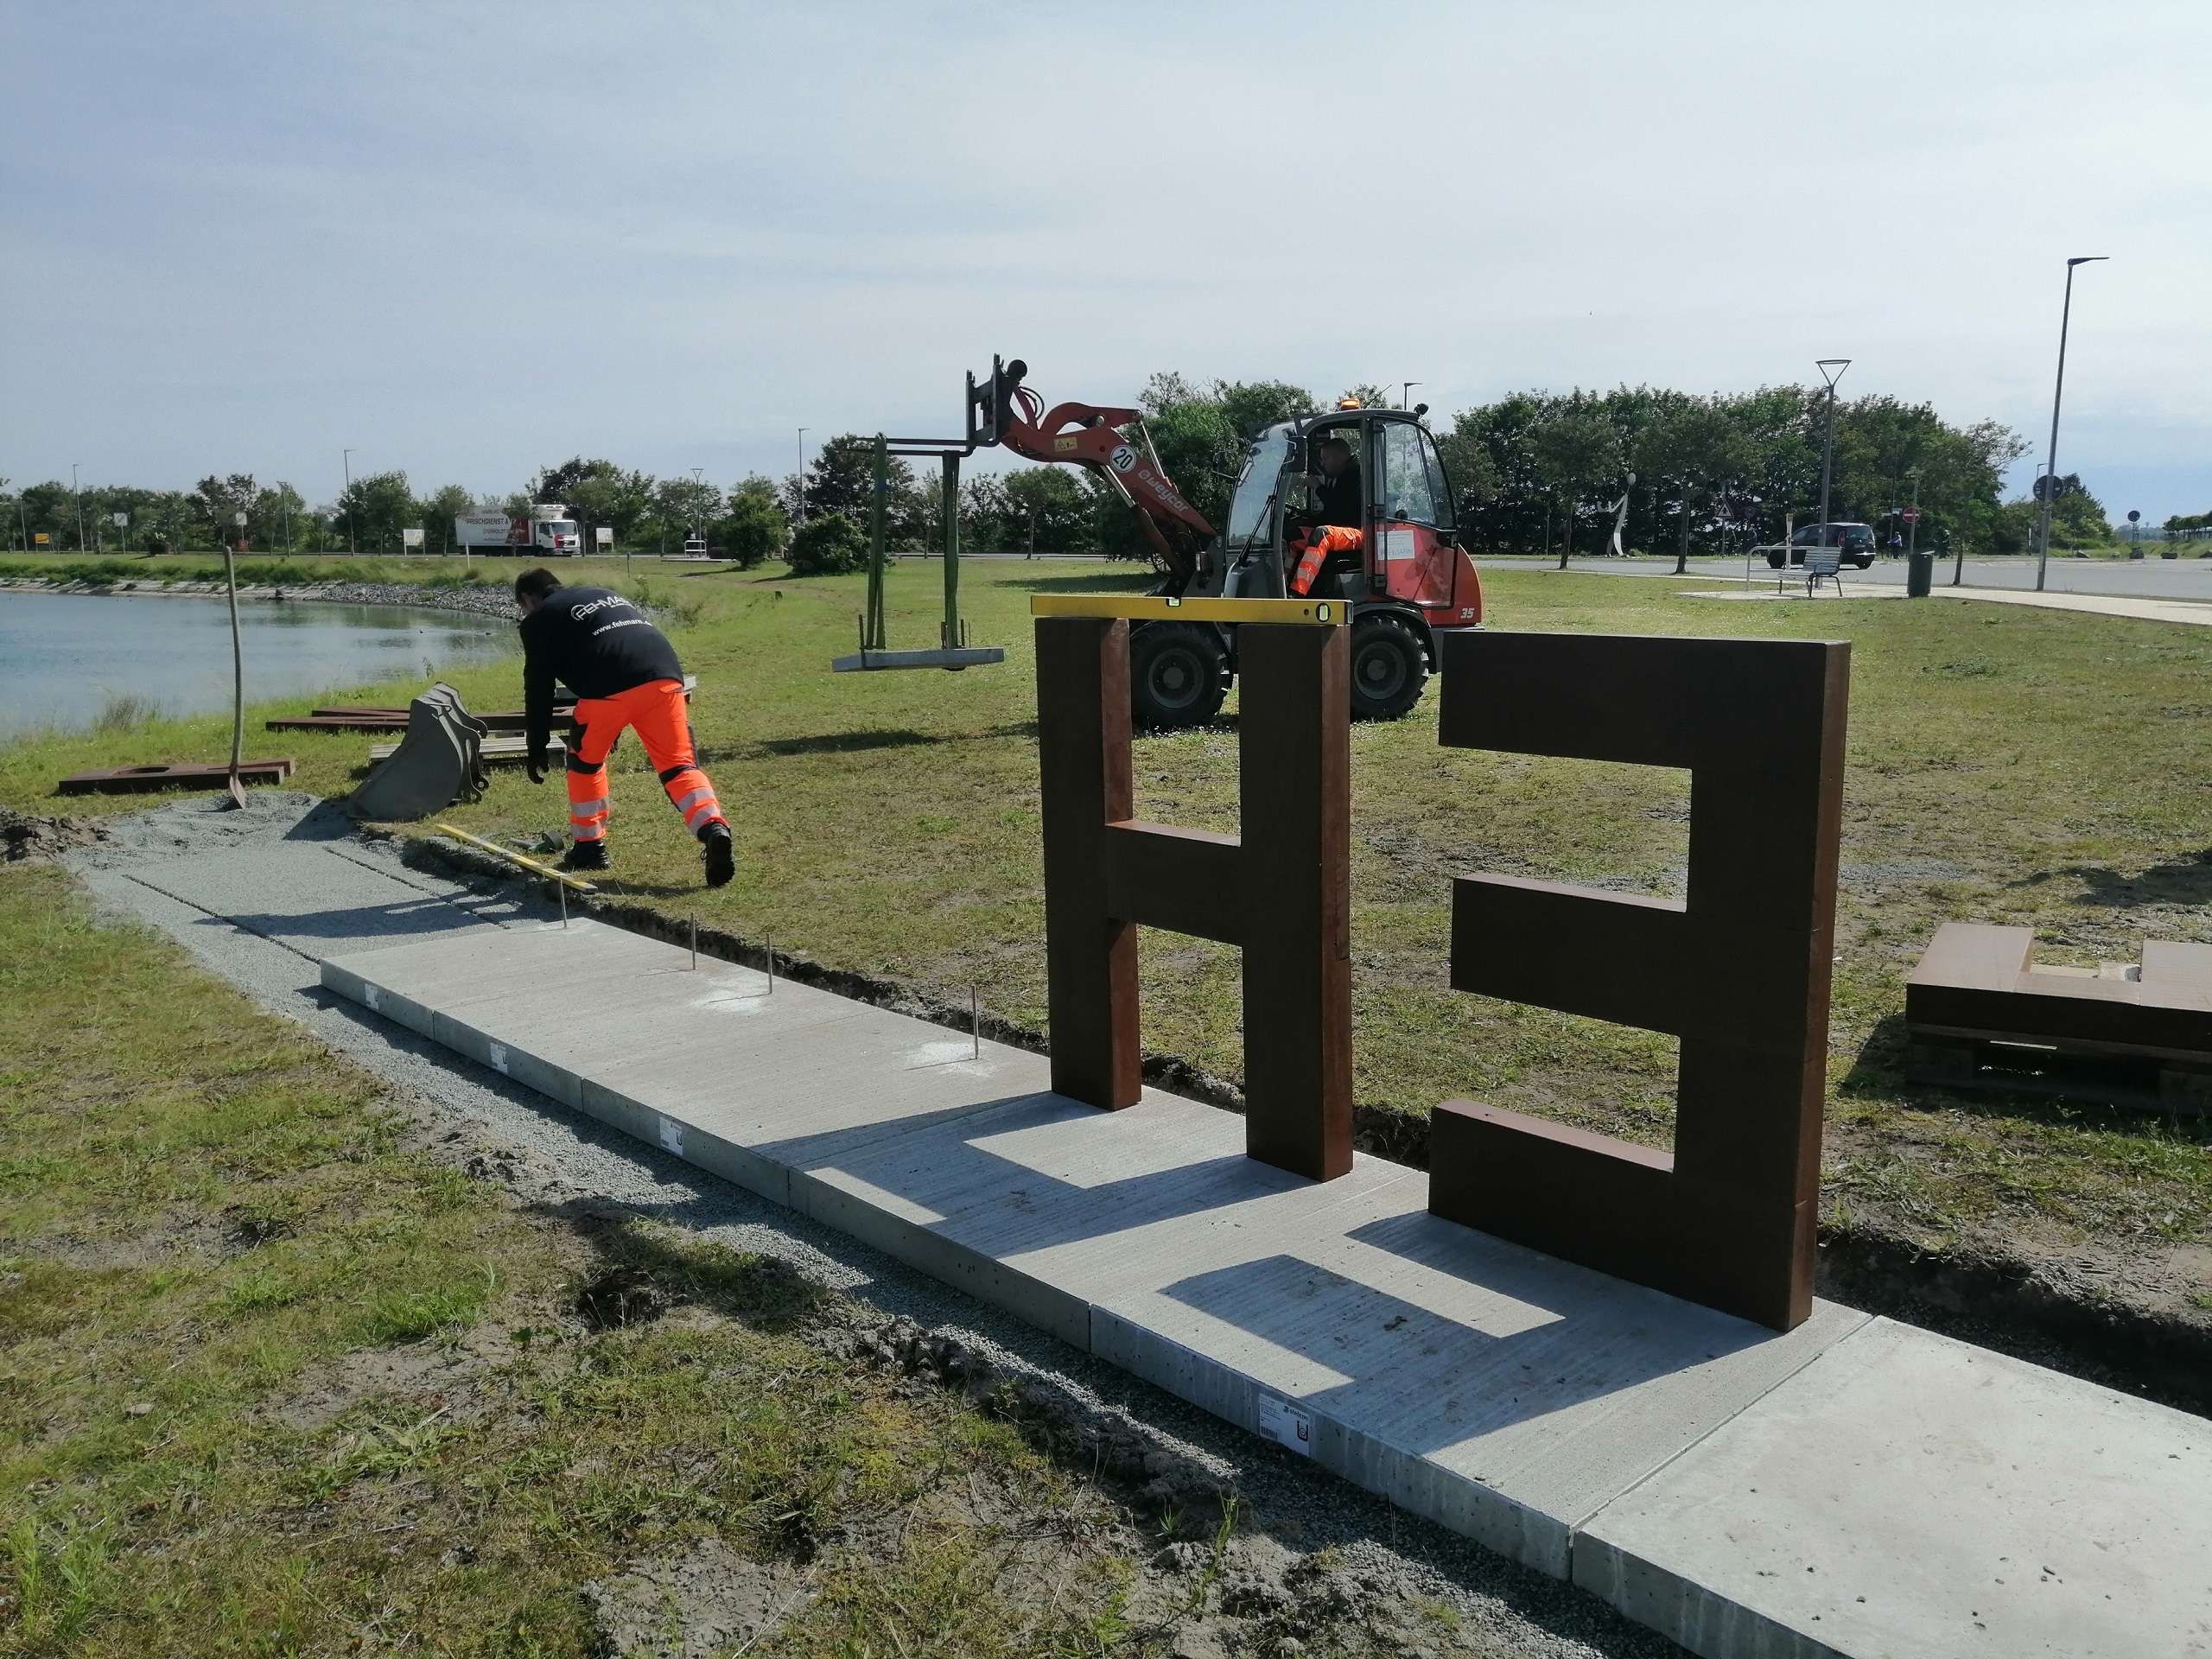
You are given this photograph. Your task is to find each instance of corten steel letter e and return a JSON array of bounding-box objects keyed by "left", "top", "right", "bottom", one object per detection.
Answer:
[
  {"left": 1427, "top": 632, "right": 1849, "bottom": 1331},
  {"left": 1036, "top": 617, "right": 1352, "bottom": 1181}
]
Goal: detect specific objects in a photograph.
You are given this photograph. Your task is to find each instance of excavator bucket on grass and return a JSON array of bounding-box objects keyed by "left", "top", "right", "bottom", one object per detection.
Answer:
[{"left": 347, "top": 683, "right": 493, "bottom": 822}]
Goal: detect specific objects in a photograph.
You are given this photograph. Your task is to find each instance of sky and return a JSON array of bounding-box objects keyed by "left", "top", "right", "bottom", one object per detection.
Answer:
[{"left": 3, "top": 0, "right": 2207, "bottom": 521}]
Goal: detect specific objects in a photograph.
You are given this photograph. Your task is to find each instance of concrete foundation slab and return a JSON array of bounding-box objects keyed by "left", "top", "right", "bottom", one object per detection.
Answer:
[
  {"left": 1574, "top": 1316, "right": 2212, "bottom": 1659},
  {"left": 321, "top": 917, "right": 2212, "bottom": 1659}
]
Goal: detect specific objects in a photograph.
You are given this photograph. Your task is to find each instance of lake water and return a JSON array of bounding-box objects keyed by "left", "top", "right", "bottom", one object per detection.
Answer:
[{"left": 0, "top": 592, "right": 514, "bottom": 738}]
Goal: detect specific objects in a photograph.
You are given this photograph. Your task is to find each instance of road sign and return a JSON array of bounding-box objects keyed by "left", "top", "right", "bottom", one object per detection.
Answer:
[
  {"left": 1901, "top": 507, "right": 1920, "bottom": 524},
  {"left": 111, "top": 511, "right": 128, "bottom": 528},
  {"left": 33, "top": 531, "right": 50, "bottom": 545},
  {"left": 2127, "top": 509, "right": 2141, "bottom": 523},
  {"left": 402, "top": 526, "right": 424, "bottom": 549},
  {"left": 594, "top": 525, "right": 613, "bottom": 547}
]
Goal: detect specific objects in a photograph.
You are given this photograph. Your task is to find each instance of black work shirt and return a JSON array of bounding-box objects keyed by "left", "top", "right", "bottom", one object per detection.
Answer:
[
  {"left": 518, "top": 585, "right": 683, "bottom": 753},
  {"left": 1316, "top": 463, "right": 1363, "bottom": 528}
]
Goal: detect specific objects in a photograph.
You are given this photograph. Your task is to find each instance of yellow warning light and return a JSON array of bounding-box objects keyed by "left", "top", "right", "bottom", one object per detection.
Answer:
[{"left": 1337, "top": 397, "right": 1362, "bottom": 409}]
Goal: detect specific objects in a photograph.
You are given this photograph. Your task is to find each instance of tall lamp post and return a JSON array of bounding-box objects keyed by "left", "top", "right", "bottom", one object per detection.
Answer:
[
  {"left": 72, "top": 462, "right": 84, "bottom": 550},
  {"left": 2034, "top": 256, "right": 2108, "bottom": 593},
  {"left": 342, "top": 448, "right": 358, "bottom": 556},
  {"left": 1814, "top": 359, "right": 1850, "bottom": 549},
  {"left": 1402, "top": 380, "right": 1421, "bottom": 411},
  {"left": 796, "top": 428, "right": 808, "bottom": 528}
]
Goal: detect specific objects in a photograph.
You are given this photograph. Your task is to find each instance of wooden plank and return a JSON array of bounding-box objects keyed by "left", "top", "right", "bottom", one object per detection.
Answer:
[
  {"left": 58, "top": 759, "right": 296, "bottom": 795},
  {"left": 1030, "top": 594, "right": 1346, "bottom": 626}
]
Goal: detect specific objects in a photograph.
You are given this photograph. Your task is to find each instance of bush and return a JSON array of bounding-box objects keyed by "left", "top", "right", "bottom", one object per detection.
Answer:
[
  {"left": 786, "top": 512, "right": 871, "bottom": 576},
  {"left": 720, "top": 493, "right": 789, "bottom": 570}
]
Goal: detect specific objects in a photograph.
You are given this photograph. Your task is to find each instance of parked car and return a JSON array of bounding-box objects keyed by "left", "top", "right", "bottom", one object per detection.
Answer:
[{"left": 1758, "top": 523, "right": 1877, "bottom": 569}]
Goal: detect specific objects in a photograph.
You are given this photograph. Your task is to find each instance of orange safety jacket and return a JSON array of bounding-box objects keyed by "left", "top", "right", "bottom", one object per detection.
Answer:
[{"left": 1287, "top": 524, "right": 1364, "bottom": 597}]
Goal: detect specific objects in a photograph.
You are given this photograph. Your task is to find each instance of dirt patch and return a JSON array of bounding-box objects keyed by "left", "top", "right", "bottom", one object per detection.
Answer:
[
  {"left": 261, "top": 1325, "right": 519, "bottom": 1433},
  {"left": 583, "top": 1536, "right": 810, "bottom": 1658},
  {"left": 575, "top": 1264, "right": 676, "bottom": 1330},
  {"left": 2, "top": 807, "right": 110, "bottom": 863}
]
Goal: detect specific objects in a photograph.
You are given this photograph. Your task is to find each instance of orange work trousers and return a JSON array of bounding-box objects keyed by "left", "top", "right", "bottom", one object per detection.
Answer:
[
  {"left": 1288, "top": 525, "right": 1364, "bottom": 596},
  {"left": 565, "top": 679, "right": 724, "bottom": 845}
]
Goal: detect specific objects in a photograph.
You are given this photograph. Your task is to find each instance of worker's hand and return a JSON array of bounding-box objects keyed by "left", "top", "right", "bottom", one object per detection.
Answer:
[{"left": 525, "top": 749, "right": 549, "bottom": 785}]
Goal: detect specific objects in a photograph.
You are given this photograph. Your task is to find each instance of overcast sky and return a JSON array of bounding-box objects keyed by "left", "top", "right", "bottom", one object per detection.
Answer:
[{"left": 3, "top": 1, "right": 2206, "bottom": 520}]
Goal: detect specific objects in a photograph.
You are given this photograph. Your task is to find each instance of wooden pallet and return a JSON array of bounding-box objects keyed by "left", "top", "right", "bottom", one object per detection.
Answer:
[
  {"left": 1905, "top": 1035, "right": 2209, "bottom": 1117},
  {"left": 367, "top": 734, "right": 566, "bottom": 766},
  {"left": 59, "top": 759, "right": 296, "bottom": 795}
]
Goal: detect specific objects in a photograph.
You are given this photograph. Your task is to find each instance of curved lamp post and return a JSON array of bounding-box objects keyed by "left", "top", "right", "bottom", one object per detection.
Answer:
[
  {"left": 2034, "top": 257, "right": 2108, "bottom": 593},
  {"left": 1815, "top": 359, "right": 1850, "bottom": 548}
]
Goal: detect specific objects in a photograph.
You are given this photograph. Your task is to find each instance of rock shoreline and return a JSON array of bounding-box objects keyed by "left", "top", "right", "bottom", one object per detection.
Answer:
[{"left": 0, "top": 574, "right": 513, "bottom": 620}]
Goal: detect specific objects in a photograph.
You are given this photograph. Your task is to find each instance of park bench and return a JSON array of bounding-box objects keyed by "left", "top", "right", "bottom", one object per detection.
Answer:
[
  {"left": 1905, "top": 921, "right": 2212, "bottom": 1111},
  {"left": 1784, "top": 545, "right": 1846, "bottom": 597}
]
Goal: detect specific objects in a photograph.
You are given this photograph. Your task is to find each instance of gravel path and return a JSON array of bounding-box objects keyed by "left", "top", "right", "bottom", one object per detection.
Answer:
[{"left": 59, "top": 792, "right": 1680, "bottom": 1658}]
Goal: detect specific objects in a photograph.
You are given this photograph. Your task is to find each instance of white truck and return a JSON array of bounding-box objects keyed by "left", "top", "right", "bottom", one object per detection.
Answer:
[{"left": 451, "top": 503, "right": 582, "bottom": 556}]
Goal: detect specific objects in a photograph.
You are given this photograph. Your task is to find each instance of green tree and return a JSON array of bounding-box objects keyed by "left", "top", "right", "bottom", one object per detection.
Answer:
[
  {"left": 417, "top": 485, "right": 477, "bottom": 556},
  {"left": 1529, "top": 404, "right": 1622, "bottom": 568},
  {"left": 533, "top": 457, "right": 654, "bottom": 550},
  {"left": 1001, "top": 466, "right": 1092, "bottom": 556},
  {"left": 801, "top": 435, "right": 910, "bottom": 520},
  {"left": 786, "top": 511, "right": 869, "bottom": 576},
  {"left": 192, "top": 474, "right": 260, "bottom": 546},
  {"left": 652, "top": 477, "right": 725, "bottom": 548},
  {"left": 1634, "top": 399, "right": 1758, "bottom": 571},
  {"left": 719, "top": 491, "right": 787, "bottom": 569},
  {"left": 334, "top": 470, "right": 416, "bottom": 555}
]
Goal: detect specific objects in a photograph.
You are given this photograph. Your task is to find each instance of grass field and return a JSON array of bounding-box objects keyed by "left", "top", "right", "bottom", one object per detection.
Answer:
[
  {"left": 3, "top": 551, "right": 2208, "bottom": 1335},
  {"left": 0, "top": 865, "right": 1176, "bottom": 1656}
]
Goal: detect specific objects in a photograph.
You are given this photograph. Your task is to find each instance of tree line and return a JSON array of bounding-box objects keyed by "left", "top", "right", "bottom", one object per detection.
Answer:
[{"left": 7, "top": 375, "right": 2177, "bottom": 569}]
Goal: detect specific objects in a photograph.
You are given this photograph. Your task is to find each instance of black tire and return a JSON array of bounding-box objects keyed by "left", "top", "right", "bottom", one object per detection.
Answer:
[
  {"left": 1129, "top": 621, "right": 1231, "bottom": 728},
  {"left": 1766, "top": 551, "right": 1785, "bottom": 569},
  {"left": 1348, "top": 613, "right": 1429, "bottom": 722}
]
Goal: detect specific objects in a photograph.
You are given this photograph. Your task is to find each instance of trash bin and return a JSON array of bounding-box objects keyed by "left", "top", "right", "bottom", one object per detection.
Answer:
[{"left": 1906, "top": 550, "right": 1934, "bottom": 598}]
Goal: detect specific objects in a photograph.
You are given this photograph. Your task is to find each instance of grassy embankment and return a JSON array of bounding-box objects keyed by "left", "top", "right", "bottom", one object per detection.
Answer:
[
  {"left": 0, "top": 865, "right": 1185, "bottom": 1656},
  {"left": 2, "top": 553, "right": 2207, "bottom": 1325}
]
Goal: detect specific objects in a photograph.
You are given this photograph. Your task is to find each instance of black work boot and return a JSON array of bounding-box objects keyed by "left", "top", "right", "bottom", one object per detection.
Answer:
[
  {"left": 561, "top": 839, "right": 608, "bottom": 874},
  {"left": 700, "top": 823, "right": 735, "bottom": 889}
]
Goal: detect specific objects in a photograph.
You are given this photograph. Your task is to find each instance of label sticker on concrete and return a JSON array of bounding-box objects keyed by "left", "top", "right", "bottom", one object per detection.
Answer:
[
  {"left": 1255, "top": 1392, "right": 1313, "bottom": 1457},
  {"left": 486, "top": 1042, "right": 509, "bottom": 1075},
  {"left": 658, "top": 1116, "right": 684, "bottom": 1156},
  {"left": 362, "top": 985, "right": 379, "bottom": 1012}
]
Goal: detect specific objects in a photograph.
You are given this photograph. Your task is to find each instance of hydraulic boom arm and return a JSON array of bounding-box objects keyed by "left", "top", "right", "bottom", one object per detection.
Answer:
[{"left": 973, "top": 359, "right": 1215, "bottom": 589}]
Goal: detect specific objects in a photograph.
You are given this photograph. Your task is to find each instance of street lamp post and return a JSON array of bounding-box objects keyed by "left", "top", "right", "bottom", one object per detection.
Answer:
[
  {"left": 1905, "top": 467, "right": 1922, "bottom": 563},
  {"left": 1814, "top": 359, "right": 1850, "bottom": 550},
  {"left": 342, "top": 448, "right": 358, "bottom": 557},
  {"left": 796, "top": 428, "right": 808, "bottom": 528},
  {"left": 72, "top": 462, "right": 84, "bottom": 550},
  {"left": 2034, "top": 256, "right": 2108, "bottom": 593},
  {"left": 1402, "top": 381, "right": 1421, "bottom": 412}
]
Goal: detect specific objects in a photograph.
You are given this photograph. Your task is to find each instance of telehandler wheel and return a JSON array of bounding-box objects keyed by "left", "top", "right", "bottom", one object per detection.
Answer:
[
  {"left": 1129, "top": 621, "right": 1231, "bottom": 728},
  {"left": 1348, "top": 613, "right": 1428, "bottom": 721}
]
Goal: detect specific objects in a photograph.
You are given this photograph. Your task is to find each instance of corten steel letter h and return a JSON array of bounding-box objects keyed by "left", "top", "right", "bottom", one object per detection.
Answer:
[
  {"left": 1428, "top": 632, "right": 1849, "bottom": 1331},
  {"left": 1035, "top": 617, "right": 1352, "bottom": 1181}
]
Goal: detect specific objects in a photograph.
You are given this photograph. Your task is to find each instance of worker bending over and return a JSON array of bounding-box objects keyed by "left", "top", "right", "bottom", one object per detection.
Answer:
[{"left": 513, "top": 567, "right": 734, "bottom": 887}]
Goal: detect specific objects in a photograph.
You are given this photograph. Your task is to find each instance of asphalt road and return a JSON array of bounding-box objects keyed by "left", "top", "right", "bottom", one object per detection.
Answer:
[{"left": 1519, "top": 553, "right": 2212, "bottom": 598}]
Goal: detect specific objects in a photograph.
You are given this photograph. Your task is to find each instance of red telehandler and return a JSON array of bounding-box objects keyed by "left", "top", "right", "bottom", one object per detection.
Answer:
[{"left": 970, "top": 356, "right": 1484, "bottom": 727}]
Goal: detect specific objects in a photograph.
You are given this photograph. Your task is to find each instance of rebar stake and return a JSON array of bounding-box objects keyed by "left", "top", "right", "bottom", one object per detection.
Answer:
[
  {"left": 690, "top": 915, "right": 697, "bottom": 970},
  {"left": 558, "top": 880, "right": 568, "bottom": 929},
  {"left": 970, "top": 987, "right": 981, "bottom": 1060},
  {"left": 766, "top": 938, "right": 775, "bottom": 995}
]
